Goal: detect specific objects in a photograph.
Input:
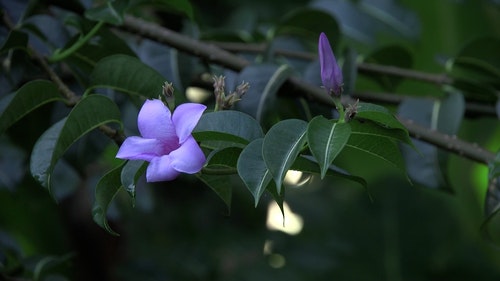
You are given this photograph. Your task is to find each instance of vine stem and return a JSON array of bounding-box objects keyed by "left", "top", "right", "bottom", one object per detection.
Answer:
[
  {"left": 122, "top": 15, "right": 496, "bottom": 165},
  {"left": 49, "top": 21, "right": 105, "bottom": 62}
]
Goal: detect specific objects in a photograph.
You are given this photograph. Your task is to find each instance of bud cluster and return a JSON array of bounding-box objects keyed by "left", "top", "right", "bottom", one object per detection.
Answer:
[{"left": 213, "top": 75, "right": 250, "bottom": 111}]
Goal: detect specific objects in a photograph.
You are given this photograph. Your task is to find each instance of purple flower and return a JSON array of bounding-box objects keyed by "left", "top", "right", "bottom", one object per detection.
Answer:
[
  {"left": 318, "top": 32, "right": 343, "bottom": 96},
  {"left": 116, "top": 99, "right": 207, "bottom": 182}
]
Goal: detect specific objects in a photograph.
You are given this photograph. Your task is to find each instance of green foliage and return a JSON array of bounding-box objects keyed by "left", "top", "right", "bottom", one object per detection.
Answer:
[{"left": 30, "top": 95, "right": 122, "bottom": 192}]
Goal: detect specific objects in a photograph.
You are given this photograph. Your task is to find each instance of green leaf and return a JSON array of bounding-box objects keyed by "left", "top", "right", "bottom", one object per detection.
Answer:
[
  {"left": 345, "top": 132, "right": 407, "bottom": 176},
  {"left": 307, "top": 116, "right": 351, "bottom": 179},
  {"left": 0, "top": 80, "right": 64, "bottom": 135},
  {"left": 93, "top": 162, "right": 125, "bottom": 236},
  {"left": 263, "top": 119, "right": 308, "bottom": 193},
  {"left": 33, "top": 253, "right": 75, "bottom": 281},
  {"left": 206, "top": 147, "right": 242, "bottom": 168},
  {"left": 275, "top": 8, "right": 340, "bottom": 44},
  {"left": 87, "top": 54, "right": 166, "bottom": 98},
  {"left": 291, "top": 155, "right": 367, "bottom": 189},
  {"left": 193, "top": 110, "right": 264, "bottom": 149},
  {"left": 121, "top": 160, "right": 147, "bottom": 200},
  {"left": 235, "top": 64, "right": 293, "bottom": 123},
  {"left": 0, "top": 30, "right": 28, "bottom": 53},
  {"left": 349, "top": 119, "right": 414, "bottom": 148},
  {"left": 85, "top": 1, "right": 127, "bottom": 25},
  {"left": 356, "top": 102, "right": 407, "bottom": 131},
  {"left": 30, "top": 95, "right": 122, "bottom": 191},
  {"left": 196, "top": 174, "right": 232, "bottom": 212},
  {"left": 237, "top": 138, "right": 273, "bottom": 206}
]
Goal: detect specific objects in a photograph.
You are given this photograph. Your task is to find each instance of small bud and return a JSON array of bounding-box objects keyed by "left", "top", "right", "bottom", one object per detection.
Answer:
[
  {"left": 161, "top": 82, "right": 175, "bottom": 111},
  {"left": 234, "top": 81, "right": 250, "bottom": 98},
  {"left": 344, "top": 99, "right": 359, "bottom": 122},
  {"left": 318, "top": 32, "right": 343, "bottom": 96},
  {"left": 213, "top": 75, "right": 226, "bottom": 97}
]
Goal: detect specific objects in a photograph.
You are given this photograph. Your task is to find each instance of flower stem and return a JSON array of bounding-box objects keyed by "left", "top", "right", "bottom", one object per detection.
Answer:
[
  {"left": 49, "top": 21, "right": 105, "bottom": 62},
  {"left": 332, "top": 96, "right": 345, "bottom": 123}
]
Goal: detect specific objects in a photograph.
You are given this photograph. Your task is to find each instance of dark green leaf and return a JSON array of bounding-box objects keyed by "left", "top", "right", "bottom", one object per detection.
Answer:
[
  {"left": 263, "top": 119, "right": 308, "bottom": 193},
  {"left": 237, "top": 139, "right": 273, "bottom": 206},
  {"left": 193, "top": 110, "right": 264, "bottom": 149},
  {"left": 307, "top": 116, "right": 351, "bottom": 179},
  {"left": 291, "top": 155, "right": 367, "bottom": 189},
  {"left": 30, "top": 95, "right": 122, "bottom": 191},
  {"left": 0, "top": 80, "right": 64, "bottom": 135},
  {"left": 33, "top": 253, "right": 75, "bottom": 281},
  {"left": 92, "top": 162, "right": 125, "bottom": 236},
  {"left": 87, "top": 54, "right": 166, "bottom": 98},
  {"left": 356, "top": 102, "right": 407, "bottom": 131},
  {"left": 206, "top": 147, "right": 242, "bottom": 168},
  {"left": 121, "top": 160, "right": 147, "bottom": 200},
  {"left": 234, "top": 64, "right": 293, "bottom": 123},
  {"left": 349, "top": 119, "right": 414, "bottom": 148},
  {"left": 196, "top": 174, "right": 232, "bottom": 211},
  {"left": 0, "top": 30, "right": 28, "bottom": 53},
  {"left": 345, "top": 132, "right": 407, "bottom": 177},
  {"left": 342, "top": 48, "right": 358, "bottom": 96}
]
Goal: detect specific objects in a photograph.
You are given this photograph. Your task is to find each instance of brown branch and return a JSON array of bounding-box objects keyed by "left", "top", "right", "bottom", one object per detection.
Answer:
[{"left": 121, "top": 15, "right": 497, "bottom": 165}]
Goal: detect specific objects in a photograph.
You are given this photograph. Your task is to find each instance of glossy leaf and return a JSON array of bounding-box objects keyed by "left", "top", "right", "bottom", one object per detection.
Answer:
[
  {"left": 356, "top": 102, "right": 408, "bottom": 131},
  {"left": 237, "top": 139, "right": 273, "bottom": 206},
  {"left": 349, "top": 119, "right": 414, "bottom": 148},
  {"left": 87, "top": 54, "right": 166, "bottom": 98},
  {"left": 121, "top": 160, "right": 147, "bottom": 199},
  {"left": 193, "top": 110, "right": 264, "bottom": 149},
  {"left": 196, "top": 174, "right": 232, "bottom": 211},
  {"left": 345, "top": 132, "right": 407, "bottom": 176},
  {"left": 30, "top": 95, "right": 122, "bottom": 191},
  {"left": 234, "top": 64, "right": 293, "bottom": 123},
  {"left": 0, "top": 30, "right": 28, "bottom": 53},
  {"left": 0, "top": 80, "right": 64, "bottom": 135},
  {"left": 206, "top": 147, "right": 242, "bottom": 168},
  {"left": 93, "top": 162, "right": 125, "bottom": 236},
  {"left": 263, "top": 119, "right": 308, "bottom": 193},
  {"left": 307, "top": 116, "right": 351, "bottom": 179},
  {"left": 291, "top": 155, "right": 367, "bottom": 189}
]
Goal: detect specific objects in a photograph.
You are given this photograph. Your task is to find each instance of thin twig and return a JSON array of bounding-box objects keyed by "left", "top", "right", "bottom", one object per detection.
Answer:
[{"left": 122, "top": 15, "right": 497, "bottom": 165}]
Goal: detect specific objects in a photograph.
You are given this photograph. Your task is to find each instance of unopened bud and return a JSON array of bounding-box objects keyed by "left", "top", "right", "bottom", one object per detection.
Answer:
[
  {"left": 161, "top": 82, "right": 175, "bottom": 111},
  {"left": 234, "top": 81, "right": 250, "bottom": 98},
  {"left": 344, "top": 99, "right": 359, "bottom": 122}
]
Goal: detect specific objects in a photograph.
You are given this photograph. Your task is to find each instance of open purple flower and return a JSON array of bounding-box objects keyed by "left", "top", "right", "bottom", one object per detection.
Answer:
[
  {"left": 318, "top": 32, "right": 343, "bottom": 96},
  {"left": 116, "top": 99, "right": 207, "bottom": 182}
]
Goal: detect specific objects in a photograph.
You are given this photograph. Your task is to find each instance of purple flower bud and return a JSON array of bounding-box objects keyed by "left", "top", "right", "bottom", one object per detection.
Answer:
[{"left": 318, "top": 32, "right": 343, "bottom": 96}]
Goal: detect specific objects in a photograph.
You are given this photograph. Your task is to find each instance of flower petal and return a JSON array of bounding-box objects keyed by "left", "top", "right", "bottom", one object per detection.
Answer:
[
  {"left": 318, "top": 32, "right": 343, "bottom": 95},
  {"left": 146, "top": 155, "right": 180, "bottom": 182},
  {"left": 138, "top": 99, "right": 177, "bottom": 143},
  {"left": 172, "top": 103, "right": 207, "bottom": 143},
  {"left": 169, "top": 136, "right": 206, "bottom": 174},
  {"left": 116, "top": 136, "right": 163, "bottom": 161}
]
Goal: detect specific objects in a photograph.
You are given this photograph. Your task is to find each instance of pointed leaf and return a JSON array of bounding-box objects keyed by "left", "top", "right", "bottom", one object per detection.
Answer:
[
  {"left": 292, "top": 155, "right": 367, "bottom": 188},
  {"left": 197, "top": 174, "right": 232, "bottom": 211},
  {"left": 356, "top": 102, "right": 406, "bottom": 130},
  {"left": 263, "top": 119, "right": 308, "bottom": 193},
  {"left": 93, "top": 162, "right": 125, "bottom": 236},
  {"left": 120, "top": 160, "right": 147, "bottom": 199},
  {"left": 87, "top": 54, "right": 166, "bottom": 98},
  {"left": 206, "top": 147, "right": 242, "bottom": 168},
  {"left": 0, "top": 30, "right": 28, "bottom": 53},
  {"left": 30, "top": 95, "right": 122, "bottom": 190},
  {"left": 307, "top": 116, "right": 351, "bottom": 179},
  {"left": 349, "top": 119, "right": 414, "bottom": 148},
  {"left": 346, "top": 132, "right": 407, "bottom": 176},
  {"left": 237, "top": 139, "right": 273, "bottom": 206},
  {"left": 0, "top": 80, "right": 64, "bottom": 134},
  {"left": 85, "top": 1, "right": 127, "bottom": 25},
  {"left": 193, "top": 110, "right": 264, "bottom": 149}
]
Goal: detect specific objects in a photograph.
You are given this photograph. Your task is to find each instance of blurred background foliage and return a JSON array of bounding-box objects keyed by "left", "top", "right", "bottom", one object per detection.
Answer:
[{"left": 1, "top": 0, "right": 500, "bottom": 280}]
